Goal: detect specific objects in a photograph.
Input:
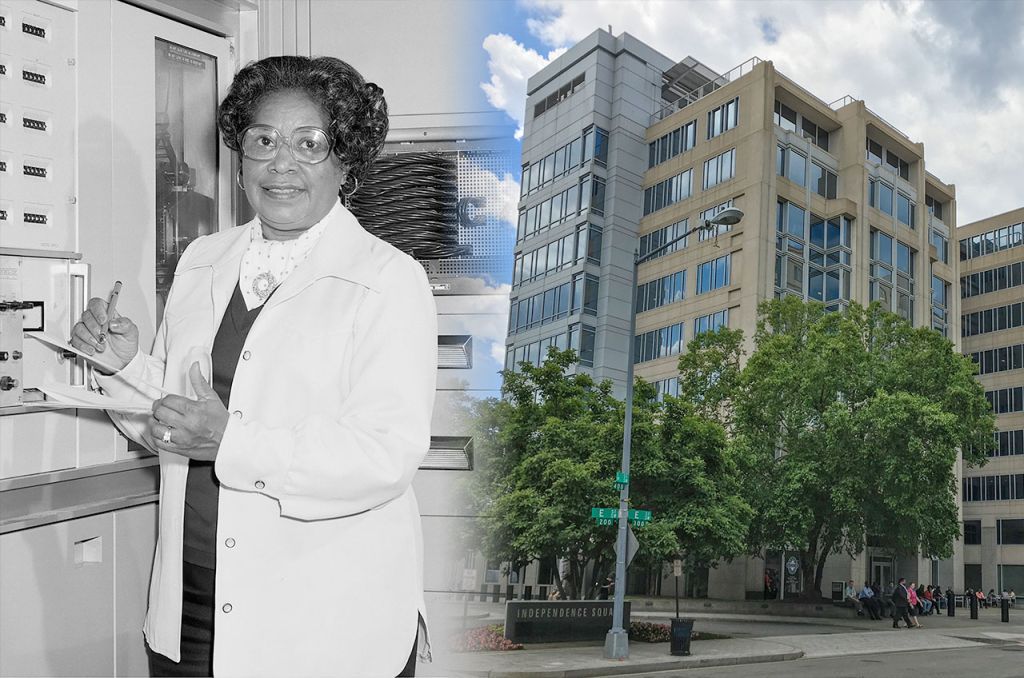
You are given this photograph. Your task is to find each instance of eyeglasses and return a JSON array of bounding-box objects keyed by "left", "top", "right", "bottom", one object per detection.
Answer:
[{"left": 239, "top": 125, "right": 333, "bottom": 164}]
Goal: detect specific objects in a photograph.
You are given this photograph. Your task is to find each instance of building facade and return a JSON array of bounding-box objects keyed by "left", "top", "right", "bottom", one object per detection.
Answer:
[
  {"left": 506, "top": 29, "right": 964, "bottom": 600},
  {"left": 958, "top": 207, "right": 1024, "bottom": 596}
]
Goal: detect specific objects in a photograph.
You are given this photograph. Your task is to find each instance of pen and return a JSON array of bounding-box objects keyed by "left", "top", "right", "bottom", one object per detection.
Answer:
[{"left": 99, "top": 280, "right": 122, "bottom": 343}]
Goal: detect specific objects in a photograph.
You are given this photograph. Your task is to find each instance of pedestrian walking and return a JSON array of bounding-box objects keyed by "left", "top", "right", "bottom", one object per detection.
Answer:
[{"left": 891, "top": 577, "right": 914, "bottom": 629}]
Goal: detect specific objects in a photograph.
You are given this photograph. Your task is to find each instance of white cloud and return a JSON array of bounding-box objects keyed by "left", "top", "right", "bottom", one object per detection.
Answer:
[
  {"left": 498, "top": 0, "right": 1024, "bottom": 225},
  {"left": 472, "top": 166, "right": 521, "bottom": 230},
  {"left": 439, "top": 284, "right": 512, "bottom": 370},
  {"left": 480, "top": 33, "right": 566, "bottom": 139}
]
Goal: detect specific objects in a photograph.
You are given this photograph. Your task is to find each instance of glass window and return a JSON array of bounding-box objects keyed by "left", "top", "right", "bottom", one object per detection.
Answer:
[
  {"left": 568, "top": 137, "right": 582, "bottom": 168},
  {"left": 874, "top": 231, "right": 893, "bottom": 266},
  {"left": 579, "top": 326, "right": 595, "bottom": 367},
  {"left": 878, "top": 182, "right": 893, "bottom": 215},
  {"left": 593, "top": 128, "right": 609, "bottom": 166},
  {"left": 963, "top": 520, "right": 982, "bottom": 545},
  {"left": 154, "top": 38, "right": 220, "bottom": 327},
  {"left": 808, "top": 267, "right": 824, "bottom": 301},
  {"left": 587, "top": 225, "right": 602, "bottom": 264},
  {"left": 896, "top": 241, "right": 913, "bottom": 274},
  {"left": 810, "top": 218, "right": 825, "bottom": 248},
  {"left": 786, "top": 149, "right": 806, "bottom": 187},
  {"left": 787, "top": 203, "right": 805, "bottom": 238},
  {"left": 867, "top": 138, "right": 883, "bottom": 164},
  {"left": 999, "top": 519, "right": 1024, "bottom": 545},
  {"left": 775, "top": 100, "right": 797, "bottom": 132},
  {"left": 591, "top": 177, "right": 606, "bottom": 215},
  {"left": 897, "top": 193, "right": 913, "bottom": 226},
  {"left": 583, "top": 275, "right": 599, "bottom": 314}
]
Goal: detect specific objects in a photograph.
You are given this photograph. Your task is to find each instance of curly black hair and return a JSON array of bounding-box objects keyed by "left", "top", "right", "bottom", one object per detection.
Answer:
[{"left": 218, "top": 55, "right": 388, "bottom": 198}]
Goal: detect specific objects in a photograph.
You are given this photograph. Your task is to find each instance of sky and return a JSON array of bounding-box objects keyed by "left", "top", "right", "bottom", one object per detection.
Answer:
[{"left": 475, "top": 0, "right": 1024, "bottom": 227}]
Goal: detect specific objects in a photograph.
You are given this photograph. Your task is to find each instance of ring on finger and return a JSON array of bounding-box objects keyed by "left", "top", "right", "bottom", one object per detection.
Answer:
[{"left": 162, "top": 426, "right": 173, "bottom": 444}]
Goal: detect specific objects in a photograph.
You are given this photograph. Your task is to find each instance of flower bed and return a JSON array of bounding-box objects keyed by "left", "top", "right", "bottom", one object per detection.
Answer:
[
  {"left": 629, "top": 621, "right": 729, "bottom": 642},
  {"left": 450, "top": 624, "right": 524, "bottom": 652},
  {"left": 629, "top": 621, "right": 671, "bottom": 642}
]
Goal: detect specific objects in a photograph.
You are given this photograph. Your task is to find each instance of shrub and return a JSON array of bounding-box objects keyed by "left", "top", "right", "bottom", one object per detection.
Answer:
[
  {"left": 449, "top": 624, "right": 524, "bottom": 652},
  {"left": 629, "top": 621, "right": 671, "bottom": 642}
]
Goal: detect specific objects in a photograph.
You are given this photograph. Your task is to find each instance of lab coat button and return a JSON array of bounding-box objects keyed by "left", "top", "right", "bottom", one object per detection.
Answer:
[
  {"left": 233, "top": 410, "right": 242, "bottom": 419},
  {"left": 242, "top": 350, "right": 251, "bottom": 360},
  {"left": 222, "top": 603, "right": 233, "bottom": 613},
  {"left": 255, "top": 480, "right": 265, "bottom": 490},
  {"left": 225, "top": 538, "right": 236, "bottom": 548}
]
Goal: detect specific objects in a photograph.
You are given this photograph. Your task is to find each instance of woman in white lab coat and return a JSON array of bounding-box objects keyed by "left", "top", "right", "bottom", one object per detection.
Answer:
[{"left": 71, "top": 56, "right": 436, "bottom": 677}]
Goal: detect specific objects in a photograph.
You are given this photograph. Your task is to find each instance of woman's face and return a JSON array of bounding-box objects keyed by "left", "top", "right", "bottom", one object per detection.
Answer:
[{"left": 242, "top": 91, "right": 347, "bottom": 241}]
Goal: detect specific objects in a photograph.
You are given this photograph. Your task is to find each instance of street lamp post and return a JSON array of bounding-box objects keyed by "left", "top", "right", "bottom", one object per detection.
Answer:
[{"left": 604, "top": 207, "right": 744, "bottom": 660}]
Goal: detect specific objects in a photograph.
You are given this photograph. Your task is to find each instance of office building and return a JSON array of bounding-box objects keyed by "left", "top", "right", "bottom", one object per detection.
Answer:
[
  {"left": 958, "top": 207, "right": 1024, "bottom": 596},
  {"left": 507, "top": 29, "right": 962, "bottom": 598}
]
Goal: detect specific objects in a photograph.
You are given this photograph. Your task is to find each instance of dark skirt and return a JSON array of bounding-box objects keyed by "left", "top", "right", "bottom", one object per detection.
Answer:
[
  {"left": 148, "top": 561, "right": 215, "bottom": 677},
  {"left": 147, "top": 560, "right": 418, "bottom": 677}
]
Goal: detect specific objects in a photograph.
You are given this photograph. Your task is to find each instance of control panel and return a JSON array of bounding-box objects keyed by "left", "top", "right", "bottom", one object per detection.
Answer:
[
  {"left": 0, "top": 0, "right": 77, "bottom": 251},
  {"left": 0, "top": 300, "right": 32, "bottom": 406}
]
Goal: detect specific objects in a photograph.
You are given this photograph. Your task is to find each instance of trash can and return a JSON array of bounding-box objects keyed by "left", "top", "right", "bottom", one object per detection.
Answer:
[
  {"left": 1002, "top": 597, "right": 1010, "bottom": 623},
  {"left": 947, "top": 591, "right": 955, "bottom": 617},
  {"left": 970, "top": 594, "right": 978, "bottom": 620},
  {"left": 670, "top": 618, "right": 694, "bottom": 656}
]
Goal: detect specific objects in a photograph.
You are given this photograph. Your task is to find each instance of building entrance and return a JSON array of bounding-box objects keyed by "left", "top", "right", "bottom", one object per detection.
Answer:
[{"left": 872, "top": 557, "right": 893, "bottom": 587}]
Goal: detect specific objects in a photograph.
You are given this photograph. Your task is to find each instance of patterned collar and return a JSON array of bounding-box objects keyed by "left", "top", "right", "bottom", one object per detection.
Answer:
[{"left": 238, "top": 214, "right": 329, "bottom": 310}]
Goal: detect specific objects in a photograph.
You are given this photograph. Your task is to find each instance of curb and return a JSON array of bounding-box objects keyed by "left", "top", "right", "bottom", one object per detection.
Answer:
[{"left": 459, "top": 650, "right": 805, "bottom": 678}]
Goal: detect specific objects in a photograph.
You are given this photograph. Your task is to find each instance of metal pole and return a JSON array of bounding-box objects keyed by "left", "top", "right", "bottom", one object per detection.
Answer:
[
  {"left": 675, "top": 573, "right": 680, "bottom": 618},
  {"left": 603, "top": 250, "right": 640, "bottom": 660},
  {"left": 604, "top": 220, "right": 712, "bottom": 660}
]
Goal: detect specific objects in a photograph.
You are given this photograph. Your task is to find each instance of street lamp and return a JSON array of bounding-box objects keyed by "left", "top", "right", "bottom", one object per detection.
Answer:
[{"left": 604, "top": 206, "right": 744, "bottom": 660}]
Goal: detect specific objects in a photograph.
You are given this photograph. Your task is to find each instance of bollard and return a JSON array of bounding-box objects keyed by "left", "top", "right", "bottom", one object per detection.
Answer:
[
  {"left": 970, "top": 594, "right": 978, "bottom": 620},
  {"left": 947, "top": 590, "right": 955, "bottom": 617},
  {"left": 1002, "top": 597, "right": 1010, "bottom": 623}
]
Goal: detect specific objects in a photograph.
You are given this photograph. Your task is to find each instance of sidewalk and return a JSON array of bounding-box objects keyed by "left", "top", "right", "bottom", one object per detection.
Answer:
[{"left": 421, "top": 599, "right": 1023, "bottom": 678}]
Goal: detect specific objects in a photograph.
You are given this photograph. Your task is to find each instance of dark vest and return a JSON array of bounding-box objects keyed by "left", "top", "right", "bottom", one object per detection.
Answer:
[{"left": 182, "top": 283, "right": 265, "bottom": 569}]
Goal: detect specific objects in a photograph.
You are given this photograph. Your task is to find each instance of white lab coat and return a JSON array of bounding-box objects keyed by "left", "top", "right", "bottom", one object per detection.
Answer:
[{"left": 99, "top": 201, "right": 437, "bottom": 677}]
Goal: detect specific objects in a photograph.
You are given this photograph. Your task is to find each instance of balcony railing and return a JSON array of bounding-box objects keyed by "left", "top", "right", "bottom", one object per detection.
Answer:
[{"left": 651, "top": 57, "right": 762, "bottom": 124}]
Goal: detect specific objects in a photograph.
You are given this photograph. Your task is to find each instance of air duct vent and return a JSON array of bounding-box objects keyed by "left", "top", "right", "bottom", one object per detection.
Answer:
[
  {"left": 438, "top": 335, "right": 472, "bottom": 369},
  {"left": 421, "top": 436, "right": 473, "bottom": 471}
]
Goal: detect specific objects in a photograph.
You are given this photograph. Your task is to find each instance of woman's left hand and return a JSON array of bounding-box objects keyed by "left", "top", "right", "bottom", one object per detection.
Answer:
[{"left": 148, "top": 362, "right": 229, "bottom": 461}]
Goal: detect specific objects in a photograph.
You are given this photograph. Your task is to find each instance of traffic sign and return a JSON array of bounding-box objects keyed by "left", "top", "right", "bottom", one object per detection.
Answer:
[
  {"left": 614, "top": 472, "right": 629, "bottom": 490},
  {"left": 614, "top": 525, "right": 640, "bottom": 568},
  {"left": 591, "top": 507, "right": 618, "bottom": 526},
  {"left": 627, "top": 509, "right": 652, "bottom": 526},
  {"left": 591, "top": 507, "right": 652, "bottom": 526}
]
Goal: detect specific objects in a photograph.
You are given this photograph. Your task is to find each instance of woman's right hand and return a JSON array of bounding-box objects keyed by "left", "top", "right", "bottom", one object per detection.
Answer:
[{"left": 70, "top": 297, "right": 139, "bottom": 373}]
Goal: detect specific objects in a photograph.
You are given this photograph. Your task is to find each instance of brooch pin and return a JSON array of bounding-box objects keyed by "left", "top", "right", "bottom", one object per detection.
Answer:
[{"left": 252, "top": 271, "right": 277, "bottom": 300}]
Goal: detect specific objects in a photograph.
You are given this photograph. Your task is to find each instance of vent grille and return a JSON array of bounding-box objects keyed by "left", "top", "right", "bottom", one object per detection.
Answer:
[
  {"left": 438, "top": 335, "right": 472, "bottom": 369},
  {"left": 421, "top": 436, "right": 473, "bottom": 471}
]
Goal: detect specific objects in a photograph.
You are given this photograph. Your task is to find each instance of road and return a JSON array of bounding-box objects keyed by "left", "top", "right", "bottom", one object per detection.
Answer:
[{"left": 617, "top": 645, "right": 1024, "bottom": 677}]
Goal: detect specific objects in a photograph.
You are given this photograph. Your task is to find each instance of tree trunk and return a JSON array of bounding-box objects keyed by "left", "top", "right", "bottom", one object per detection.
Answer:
[{"left": 813, "top": 551, "right": 828, "bottom": 600}]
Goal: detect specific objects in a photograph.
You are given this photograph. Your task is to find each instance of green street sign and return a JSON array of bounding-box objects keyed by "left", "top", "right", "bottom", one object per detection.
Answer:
[
  {"left": 627, "top": 509, "right": 652, "bottom": 525},
  {"left": 591, "top": 507, "right": 651, "bottom": 526},
  {"left": 614, "top": 471, "right": 629, "bottom": 490},
  {"left": 591, "top": 507, "right": 618, "bottom": 525}
]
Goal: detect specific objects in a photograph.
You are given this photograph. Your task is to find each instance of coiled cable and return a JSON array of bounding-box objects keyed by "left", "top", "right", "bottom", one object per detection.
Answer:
[{"left": 350, "top": 152, "right": 467, "bottom": 259}]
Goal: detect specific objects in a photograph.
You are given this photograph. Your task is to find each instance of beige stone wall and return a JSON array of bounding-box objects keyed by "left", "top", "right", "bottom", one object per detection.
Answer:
[{"left": 958, "top": 206, "right": 1024, "bottom": 593}]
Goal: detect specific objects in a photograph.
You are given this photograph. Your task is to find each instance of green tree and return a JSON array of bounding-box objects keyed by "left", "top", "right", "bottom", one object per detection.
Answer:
[
  {"left": 732, "top": 298, "right": 993, "bottom": 598},
  {"left": 472, "top": 348, "right": 752, "bottom": 598},
  {"left": 472, "top": 349, "right": 626, "bottom": 598}
]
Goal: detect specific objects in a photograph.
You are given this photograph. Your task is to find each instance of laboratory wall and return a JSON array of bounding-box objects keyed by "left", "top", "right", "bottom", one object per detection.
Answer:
[
  {"left": 2, "top": 0, "right": 512, "bottom": 675},
  {"left": 1, "top": 1, "right": 245, "bottom": 675}
]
